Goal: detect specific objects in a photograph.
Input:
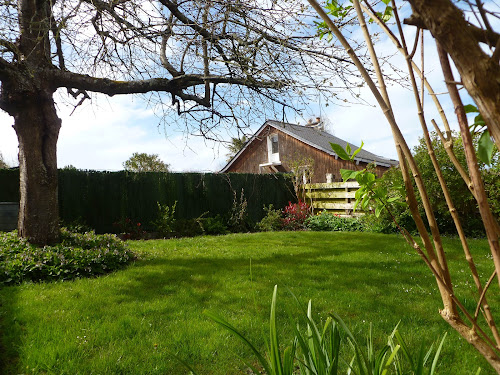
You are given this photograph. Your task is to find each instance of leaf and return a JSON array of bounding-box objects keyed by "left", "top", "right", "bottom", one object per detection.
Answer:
[
  {"left": 346, "top": 143, "right": 352, "bottom": 156},
  {"left": 341, "top": 169, "right": 361, "bottom": 181},
  {"left": 464, "top": 104, "right": 479, "bottom": 113},
  {"left": 477, "top": 130, "right": 494, "bottom": 165},
  {"left": 473, "top": 114, "right": 485, "bottom": 127},
  {"left": 429, "top": 332, "right": 447, "bottom": 375},
  {"left": 351, "top": 141, "right": 364, "bottom": 159},
  {"left": 381, "top": 0, "right": 391, "bottom": 4},
  {"left": 330, "top": 143, "right": 351, "bottom": 161},
  {"left": 375, "top": 204, "right": 383, "bottom": 218}
]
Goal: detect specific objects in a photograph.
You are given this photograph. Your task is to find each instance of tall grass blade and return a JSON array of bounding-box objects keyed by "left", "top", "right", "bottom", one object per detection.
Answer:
[
  {"left": 429, "top": 332, "right": 447, "bottom": 375},
  {"left": 269, "top": 285, "right": 284, "bottom": 375}
]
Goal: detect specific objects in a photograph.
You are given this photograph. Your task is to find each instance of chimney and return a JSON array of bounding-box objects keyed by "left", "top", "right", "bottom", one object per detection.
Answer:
[{"left": 306, "top": 117, "right": 324, "bottom": 131}]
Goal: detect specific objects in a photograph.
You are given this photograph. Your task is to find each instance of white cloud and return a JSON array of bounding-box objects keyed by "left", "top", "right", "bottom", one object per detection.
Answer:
[{"left": 0, "top": 94, "right": 228, "bottom": 172}]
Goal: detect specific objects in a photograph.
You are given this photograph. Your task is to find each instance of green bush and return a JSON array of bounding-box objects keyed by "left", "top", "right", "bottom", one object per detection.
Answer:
[
  {"left": 305, "top": 211, "right": 364, "bottom": 232},
  {"left": 200, "top": 215, "right": 229, "bottom": 235},
  {"left": 0, "top": 229, "right": 135, "bottom": 285},
  {"left": 256, "top": 204, "right": 283, "bottom": 231},
  {"left": 152, "top": 201, "right": 177, "bottom": 238},
  {"left": 173, "top": 218, "right": 205, "bottom": 237}
]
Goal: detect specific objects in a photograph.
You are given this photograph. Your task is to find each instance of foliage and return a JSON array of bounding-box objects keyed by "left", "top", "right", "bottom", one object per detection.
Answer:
[
  {"left": 282, "top": 201, "right": 311, "bottom": 230},
  {"left": 0, "top": 229, "right": 135, "bottom": 285},
  {"left": 152, "top": 201, "right": 177, "bottom": 238},
  {"left": 465, "top": 104, "right": 496, "bottom": 166},
  {"left": 226, "top": 136, "right": 249, "bottom": 161},
  {"left": 199, "top": 215, "right": 229, "bottom": 236},
  {"left": 305, "top": 210, "right": 364, "bottom": 232},
  {"left": 204, "top": 286, "right": 447, "bottom": 375},
  {"left": 113, "top": 217, "right": 146, "bottom": 240},
  {"left": 172, "top": 218, "right": 205, "bottom": 237},
  {"left": 483, "top": 166, "right": 500, "bottom": 220},
  {"left": 0, "top": 152, "right": 9, "bottom": 169},
  {"left": 336, "top": 132, "right": 500, "bottom": 236},
  {"left": 122, "top": 152, "right": 170, "bottom": 173},
  {"left": 371, "top": 132, "right": 498, "bottom": 236},
  {"left": 227, "top": 188, "right": 250, "bottom": 233},
  {"left": 257, "top": 204, "right": 284, "bottom": 232},
  {"left": 60, "top": 217, "right": 93, "bottom": 234}
]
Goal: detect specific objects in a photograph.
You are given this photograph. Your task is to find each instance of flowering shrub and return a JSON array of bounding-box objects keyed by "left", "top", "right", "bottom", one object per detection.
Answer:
[
  {"left": 0, "top": 229, "right": 136, "bottom": 285},
  {"left": 282, "top": 201, "right": 310, "bottom": 230},
  {"left": 305, "top": 210, "right": 364, "bottom": 232},
  {"left": 113, "top": 217, "right": 145, "bottom": 240}
]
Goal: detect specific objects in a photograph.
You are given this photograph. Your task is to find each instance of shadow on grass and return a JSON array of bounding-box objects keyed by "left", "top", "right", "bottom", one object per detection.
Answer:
[{"left": 0, "top": 287, "right": 21, "bottom": 375}]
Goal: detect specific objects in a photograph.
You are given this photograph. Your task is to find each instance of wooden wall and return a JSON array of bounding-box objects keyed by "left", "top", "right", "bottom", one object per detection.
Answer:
[{"left": 225, "top": 125, "right": 392, "bottom": 183}]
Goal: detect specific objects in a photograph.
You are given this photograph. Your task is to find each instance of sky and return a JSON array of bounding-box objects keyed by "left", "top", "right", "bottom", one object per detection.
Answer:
[{"left": 0, "top": 9, "right": 463, "bottom": 174}]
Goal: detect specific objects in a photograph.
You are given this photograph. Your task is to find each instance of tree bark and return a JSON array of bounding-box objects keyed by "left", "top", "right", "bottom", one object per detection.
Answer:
[
  {"left": 16, "top": 90, "right": 60, "bottom": 245},
  {"left": 1, "top": 83, "right": 61, "bottom": 245}
]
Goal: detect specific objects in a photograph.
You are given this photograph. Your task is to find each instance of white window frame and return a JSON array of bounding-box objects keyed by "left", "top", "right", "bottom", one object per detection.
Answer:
[{"left": 267, "top": 133, "right": 280, "bottom": 163}]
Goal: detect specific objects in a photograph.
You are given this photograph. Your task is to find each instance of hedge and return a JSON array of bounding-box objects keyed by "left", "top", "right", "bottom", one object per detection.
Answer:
[{"left": 0, "top": 169, "right": 295, "bottom": 233}]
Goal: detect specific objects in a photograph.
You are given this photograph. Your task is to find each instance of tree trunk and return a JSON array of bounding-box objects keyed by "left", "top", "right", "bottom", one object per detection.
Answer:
[{"left": 10, "top": 88, "right": 61, "bottom": 245}]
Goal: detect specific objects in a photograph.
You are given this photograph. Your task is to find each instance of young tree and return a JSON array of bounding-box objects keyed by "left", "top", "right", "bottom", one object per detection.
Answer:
[
  {"left": 0, "top": 0, "right": 357, "bottom": 245},
  {"left": 123, "top": 152, "right": 169, "bottom": 173}
]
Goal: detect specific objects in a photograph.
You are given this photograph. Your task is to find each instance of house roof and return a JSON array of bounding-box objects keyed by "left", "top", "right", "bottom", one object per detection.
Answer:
[{"left": 220, "top": 120, "right": 399, "bottom": 172}]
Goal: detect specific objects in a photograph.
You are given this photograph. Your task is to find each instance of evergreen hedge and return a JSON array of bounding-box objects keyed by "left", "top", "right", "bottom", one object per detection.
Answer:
[{"left": 0, "top": 169, "right": 295, "bottom": 233}]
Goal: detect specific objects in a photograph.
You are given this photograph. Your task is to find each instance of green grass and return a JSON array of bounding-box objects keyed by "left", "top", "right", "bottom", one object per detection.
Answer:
[{"left": 0, "top": 232, "right": 497, "bottom": 374}]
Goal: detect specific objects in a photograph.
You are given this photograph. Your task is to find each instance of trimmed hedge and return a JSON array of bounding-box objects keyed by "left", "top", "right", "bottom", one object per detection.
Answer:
[{"left": 0, "top": 169, "right": 295, "bottom": 233}]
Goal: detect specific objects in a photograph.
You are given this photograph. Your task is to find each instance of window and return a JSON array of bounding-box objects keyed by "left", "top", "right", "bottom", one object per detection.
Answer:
[
  {"left": 271, "top": 134, "right": 279, "bottom": 154},
  {"left": 267, "top": 134, "right": 280, "bottom": 163}
]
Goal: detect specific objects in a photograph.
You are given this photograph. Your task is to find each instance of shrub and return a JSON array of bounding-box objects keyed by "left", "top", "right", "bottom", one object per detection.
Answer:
[
  {"left": 282, "top": 201, "right": 310, "bottom": 231},
  {"left": 152, "top": 201, "right": 177, "bottom": 238},
  {"left": 305, "top": 210, "right": 364, "bottom": 232},
  {"left": 173, "top": 218, "right": 205, "bottom": 237},
  {"left": 227, "top": 188, "right": 251, "bottom": 232},
  {"left": 113, "top": 217, "right": 145, "bottom": 240},
  {"left": 200, "top": 215, "right": 228, "bottom": 235},
  {"left": 0, "top": 229, "right": 135, "bottom": 285},
  {"left": 256, "top": 204, "right": 283, "bottom": 232}
]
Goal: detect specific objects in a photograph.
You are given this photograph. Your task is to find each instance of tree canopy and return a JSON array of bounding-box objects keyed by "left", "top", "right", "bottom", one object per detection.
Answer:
[{"left": 123, "top": 152, "right": 169, "bottom": 173}]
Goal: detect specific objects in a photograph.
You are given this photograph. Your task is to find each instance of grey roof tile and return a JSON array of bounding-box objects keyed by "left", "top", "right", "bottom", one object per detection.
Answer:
[{"left": 267, "top": 120, "right": 399, "bottom": 167}]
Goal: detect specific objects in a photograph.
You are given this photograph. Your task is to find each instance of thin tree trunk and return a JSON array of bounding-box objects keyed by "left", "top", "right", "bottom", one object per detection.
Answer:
[{"left": 11, "top": 88, "right": 61, "bottom": 245}]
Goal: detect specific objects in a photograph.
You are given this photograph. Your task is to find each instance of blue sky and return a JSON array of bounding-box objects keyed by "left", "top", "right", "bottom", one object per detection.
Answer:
[{"left": 0, "top": 14, "right": 463, "bottom": 174}]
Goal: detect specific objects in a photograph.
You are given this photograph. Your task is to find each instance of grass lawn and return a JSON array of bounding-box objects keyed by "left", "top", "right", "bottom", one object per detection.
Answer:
[{"left": 0, "top": 231, "right": 498, "bottom": 374}]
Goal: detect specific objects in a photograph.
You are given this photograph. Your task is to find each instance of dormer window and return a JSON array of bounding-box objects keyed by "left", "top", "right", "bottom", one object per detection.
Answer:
[{"left": 268, "top": 134, "right": 280, "bottom": 162}]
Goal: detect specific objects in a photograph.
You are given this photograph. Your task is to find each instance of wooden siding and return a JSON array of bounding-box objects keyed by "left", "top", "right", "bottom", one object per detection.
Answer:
[{"left": 225, "top": 125, "right": 391, "bottom": 183}]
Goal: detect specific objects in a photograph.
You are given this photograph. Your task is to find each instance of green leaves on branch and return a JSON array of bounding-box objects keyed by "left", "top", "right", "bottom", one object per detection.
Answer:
[
  {"left": 330, "top": 141, "right": 364, "bottom": 161},
  {"left": 330, "top": 142, "right": 403, "bottom": 217},
  {"left": 318, "top": 0, "right": 393, "bottom": 27},
  {"left": 465, "top": 104, "right": 495, "bottom": 165}
]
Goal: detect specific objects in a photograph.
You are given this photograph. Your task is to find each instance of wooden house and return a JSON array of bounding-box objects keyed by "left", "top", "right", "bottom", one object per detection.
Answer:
[{"left": 220, "top": 120, "right": 399, "bottom": 183}]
